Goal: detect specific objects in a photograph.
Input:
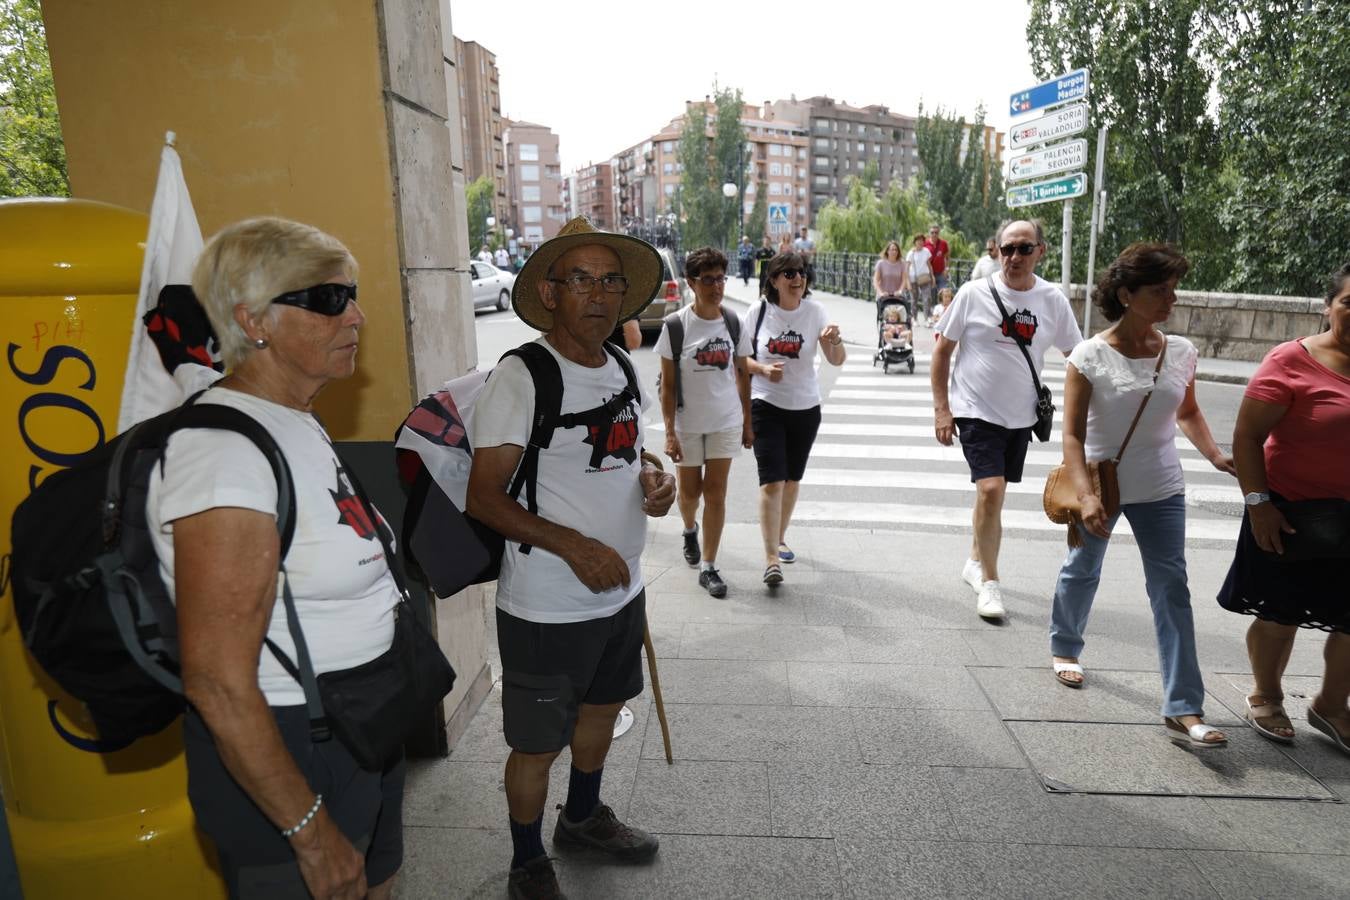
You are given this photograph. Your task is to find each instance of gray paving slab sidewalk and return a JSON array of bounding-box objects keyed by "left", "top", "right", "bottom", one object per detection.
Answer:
[
  {"left": 718, "top": 280, "right": 1260, "bottom": 386},
  {"left": 397, "top": 520, "right": 1349, "bottom": 899}
]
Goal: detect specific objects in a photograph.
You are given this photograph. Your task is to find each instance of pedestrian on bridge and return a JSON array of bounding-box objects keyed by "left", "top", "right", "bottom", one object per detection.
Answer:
[
  {"left": 657, "top": 247, "right": 755, "bottom": 598},
  {"left": 745, "top": 252, "right": 846, "bottom": 585},
  {"left": 931, "top": 219, "right": 1083, "bottom": 620},
  {"left": 1047, "top": 242, "right": 1236, "bottom": 749},
  {"left": 1219, "top": 262, "right": 1350, "bottom": 755}
]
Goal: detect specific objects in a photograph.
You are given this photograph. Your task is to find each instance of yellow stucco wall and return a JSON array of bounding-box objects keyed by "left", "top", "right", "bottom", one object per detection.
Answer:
[{"left": 41, "top": 0, "right": 412, "bottom": 439}]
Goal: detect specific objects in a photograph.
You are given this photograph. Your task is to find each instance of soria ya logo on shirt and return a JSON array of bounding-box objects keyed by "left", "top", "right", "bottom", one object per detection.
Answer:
[
  {"left": 1001, "top": 308, "right": 1039, "bottom": 343},
  {"left": 694, "top": 337, "right": 733, "bottom": 370},
  {"left": 583, "top": 394, "right": 639, "bottom": 469},
  {"left": 330, "top": 460, "right": 378, "bottom": 540},
  {"left": 766, "top": 329, "right": 804, "bottom": 358}
]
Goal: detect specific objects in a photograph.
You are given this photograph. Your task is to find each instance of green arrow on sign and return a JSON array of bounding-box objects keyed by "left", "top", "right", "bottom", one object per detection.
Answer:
[{"left": 1005, "top": 172, "right": 1088, "bottom": 209}]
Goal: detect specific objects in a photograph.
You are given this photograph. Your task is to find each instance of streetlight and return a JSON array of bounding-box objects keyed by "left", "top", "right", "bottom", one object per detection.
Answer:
[
  {"left": 722, "top": 181, "right": 738, "bottom": 251},
  {"left": 485, "top": 215, "right": 496, "bottom": 249}
]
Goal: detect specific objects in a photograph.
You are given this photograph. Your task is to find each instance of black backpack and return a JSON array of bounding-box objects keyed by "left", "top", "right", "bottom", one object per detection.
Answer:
[
  {"left": 7, "top": 400, "right": 294, "bottom": 747},
  {"left": 396, "top": 341, "right": 641, "bottom": 598},
  {"left": 659, "top": 307, "right": 742, "bottom": 408}
]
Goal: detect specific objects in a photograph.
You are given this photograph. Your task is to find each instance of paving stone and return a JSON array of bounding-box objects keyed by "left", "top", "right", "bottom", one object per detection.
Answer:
[
  {"left": 627, "top": 759, "right": 770, "bottom": 835},
  {"left": 395, "top": 826, "right": 507, "bottom": 899},
  {"left": 842, "top": 625, "right": 977, "bottom": 664},
  {"left": 678, "top": 623, "right": 851, "bottom": 661},
  {"left": 1006, "top": 722, "right": 1337, "bottom": 799},
  {"left": 1186, "top": 849, "right": 1350, "bottom": 899},
  {"left": 648, "top": 658, "right": 791, "bottom": 706},
  {"left": 768, "top": 761, "right": 952, "bottom": 839},
  {"left": 647, "top": 585, "right": 810, "bottom": 625},
  {"left": 852, "top": 708, "right": 1027, "bottom": 768},
  {"left": 640, "top": 703, "right": 860, "bottom": 763},
  {"left": 1203, "top": 779, "right": 1350, "bottom": 854},
  {"left": 836, "top": 839, "right": 1216, "bottom": 900},
  {"left": 972, "top": 666, "right": 1245, "bottom": 725},
  {"left": 787, "top": 661, "right": 992, "bottom": 710},
  {"left": 556, "top": 833, "right": 841, "bottom": 899},
  {"left": 933, "top": 766, "right": 1248, "bottom": 850}
]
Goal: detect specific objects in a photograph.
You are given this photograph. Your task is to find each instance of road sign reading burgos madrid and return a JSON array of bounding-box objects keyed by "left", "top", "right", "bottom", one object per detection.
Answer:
[
  {"left": 1008, "top": 139, "right": 1088, "bottom": 183},
  {"left": 1009, "top": 68, "right": 1089, "bottom": 118},
  {"left": 1006, "top": 172, "right": 1088, "bottom": 209},
  {"left": 1009, "top": 102, "right": 1087, "bottom": 151}
]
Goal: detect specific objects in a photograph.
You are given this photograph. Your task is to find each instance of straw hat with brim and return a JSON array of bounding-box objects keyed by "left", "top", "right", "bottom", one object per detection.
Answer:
[{"left": 512, "top": 217, "right": 662, "bottom": 332}]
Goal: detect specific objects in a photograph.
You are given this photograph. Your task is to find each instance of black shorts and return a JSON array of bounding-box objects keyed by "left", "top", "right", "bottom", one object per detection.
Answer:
[
  {"left": 497, "top": 591, "right": 646, "bottom": 754},
  {"left": 751, "top": 399, "right": 822, "bottom": 485},
  {"left": 955, "top": 417, "right": 1033, "bottom": 483},
  {"left": 183, "top": 706, "right": 404, "bottom": 898}
]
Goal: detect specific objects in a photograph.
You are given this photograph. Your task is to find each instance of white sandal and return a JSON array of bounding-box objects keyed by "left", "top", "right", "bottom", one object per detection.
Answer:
[
  {"left": 1052, "top": 661, "right": 1084, "bottom": 689},
  {"left": 1164, "top": 717, "right": 1228, "bottom": 750}
]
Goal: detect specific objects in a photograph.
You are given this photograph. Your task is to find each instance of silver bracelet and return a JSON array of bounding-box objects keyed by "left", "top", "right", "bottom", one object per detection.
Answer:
[{"left": 282, "top": 793, "right": 323, "bottom": 837}]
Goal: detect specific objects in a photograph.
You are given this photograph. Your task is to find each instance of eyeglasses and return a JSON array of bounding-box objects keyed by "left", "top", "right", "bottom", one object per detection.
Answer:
[
  {"left": 776, "top": 268, "right": 807, "bottom": 280},
  {"left": 694, "top": 275, "right": 727, "bottom": 286},
  {"left": 999, "top": 242, "right": 1040, "bottom": 257},
  {"left": 270, "top": 282, "right": 358, "bottom": 316},
  {"left": 548, "top": 274, "right": 629, "bottom": 294}
]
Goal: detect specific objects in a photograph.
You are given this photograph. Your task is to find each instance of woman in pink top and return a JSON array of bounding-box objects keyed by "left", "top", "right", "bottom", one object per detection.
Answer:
[
  {"left": 872, "top": 240, "right": 909, "bottom": 299},
  {"left": 1220, "top": 263, "right": 1350, "bottom": 756}
]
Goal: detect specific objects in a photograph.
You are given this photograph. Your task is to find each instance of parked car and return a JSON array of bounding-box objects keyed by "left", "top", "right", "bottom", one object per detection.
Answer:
[
  {"left": 636, "top": 247, "right": 693, "bottom": 337},
  {"left": 471, "top": 261, "right": 515, "bottom": 312}
]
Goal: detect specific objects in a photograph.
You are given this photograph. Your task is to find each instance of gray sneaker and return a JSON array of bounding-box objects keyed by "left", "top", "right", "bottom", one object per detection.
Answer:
[
  {"left": 552, "top": 804, "right": 659, "bottom": 862},
  {"left": 508, "top": 855, "right": 566, "bottom": 900}
]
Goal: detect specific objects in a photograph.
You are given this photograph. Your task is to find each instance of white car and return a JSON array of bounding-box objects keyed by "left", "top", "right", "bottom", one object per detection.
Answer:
[{"left": 471, "top": 261, "right": 515, "bottom": 312}]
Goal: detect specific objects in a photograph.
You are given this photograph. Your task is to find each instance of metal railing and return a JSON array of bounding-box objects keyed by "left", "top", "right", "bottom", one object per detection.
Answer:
[{"left": 811, "top": 253, "right": 978, "bottom": 300}]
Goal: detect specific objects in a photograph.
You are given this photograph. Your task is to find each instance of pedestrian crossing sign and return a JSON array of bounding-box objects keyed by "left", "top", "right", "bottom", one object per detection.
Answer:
[{"left": 768, "top": 203, "right": 790, "bottom": 233}]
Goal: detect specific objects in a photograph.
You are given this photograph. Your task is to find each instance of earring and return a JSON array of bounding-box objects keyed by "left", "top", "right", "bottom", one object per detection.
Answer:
[{"left": 253, "top": 337, "right": 269, "bottom": 349}]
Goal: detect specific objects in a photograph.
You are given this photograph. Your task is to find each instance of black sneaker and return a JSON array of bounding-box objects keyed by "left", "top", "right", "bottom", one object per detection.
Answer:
[
  {"left": 552, "top": 804, "right": 659, "bottom": 862},
  {"left": 508, "top": 855, "right": 566, "bottom": 900},
  {"left": 681, "top": 527, "right": 700, "bottom": 567},
  {"left": 698, "top": 567, "right": 727, "bottom": 598}
]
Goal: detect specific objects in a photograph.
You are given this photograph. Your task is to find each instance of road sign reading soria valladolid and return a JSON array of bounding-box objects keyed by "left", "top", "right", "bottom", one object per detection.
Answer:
[
  {"left": 1009, "top": 102, "right": 1087, "bottom": 151},
  {"left": 1006, "top": 172, "right": 1087, "bottom": 208}
]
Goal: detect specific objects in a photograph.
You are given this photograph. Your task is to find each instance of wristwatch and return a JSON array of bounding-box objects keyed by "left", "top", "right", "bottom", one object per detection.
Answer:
[{"left": 1243, "top": 491, "right": 1271, "bottom": 506}]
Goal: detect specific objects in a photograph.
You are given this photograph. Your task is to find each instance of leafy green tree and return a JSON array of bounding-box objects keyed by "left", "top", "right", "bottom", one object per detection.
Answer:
[
  {"left": 676, "top": 84, "right": 749, "bottom": 249},
  {"left": 914, "top": 105, "right": 1004, "bottom": 247},
  {"left": 0, "top": 0, "right": 69, "bottom": 197},
  {"left": 464, "top": 175, "right": 495, "bottom": 250},
  {"left": 818, "top": 177, "right": 950, "bottom": 256},
  {"left": 1216, "top": 3, "right": 1349, "bottom": 295},
  {"left": 745, "top": 179, "right": 767, "bottom": 244}
]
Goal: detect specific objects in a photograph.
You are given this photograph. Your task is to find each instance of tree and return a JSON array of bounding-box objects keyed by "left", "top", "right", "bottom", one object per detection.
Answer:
[
  {"left": 464, "top": 175, "right": 494, "bottom": 250},
  {"left": 1216, "top": 3, "right": 1350, "bottom": 295},
  {"left": 676, "top": 84, "right": 749, "bottom": 250},
  {"left": 0, "top": 0, "right": 69, "bottom": 197},
  {"left": 745, "top": 179, "right": 767, "bottom": 244},
  {"left": 1026, "top": 0, "right": 1225, "bottom": 286},
  {"left": 914, "top": 105, "right": 1005, "bottom": 247},
  {"left": 817, "top": 176, "right": 949, "bottom": 256}
]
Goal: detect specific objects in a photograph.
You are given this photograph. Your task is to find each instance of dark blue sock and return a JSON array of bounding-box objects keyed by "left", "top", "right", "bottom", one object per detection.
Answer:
[
  {"left": 563, "top": 765, "right": 603, "bottom": 823},
  {"left": 509, "top": 814, "right": 545, "bottom": 869}
]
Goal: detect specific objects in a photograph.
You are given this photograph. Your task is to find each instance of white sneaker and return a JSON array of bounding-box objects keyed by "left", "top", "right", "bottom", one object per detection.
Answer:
[
  {"left": 976, "top": 581, "right": 1006, "bottom": 620},
  {"left": 961, "top": 559, "right": 984, "bottom": 593}
]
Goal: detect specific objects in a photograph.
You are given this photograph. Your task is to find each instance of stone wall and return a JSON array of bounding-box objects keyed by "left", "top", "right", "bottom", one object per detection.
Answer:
[{"left": 1067, "top": 287, "right": 1326, "bottom": 361}]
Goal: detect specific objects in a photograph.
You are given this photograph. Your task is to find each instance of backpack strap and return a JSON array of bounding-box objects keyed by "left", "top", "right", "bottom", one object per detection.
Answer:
[
  {"left": 751, "top": 301, "right": 769, "bottom": 359},
  {"left": 499, "top": 342, "right": 564, "bottom": 555},
  {"left": 662, "top": 311, "right": 684, "bottom": 409},
  {"left": 722, "top": 306, "right": 742, "bottom": 348}
]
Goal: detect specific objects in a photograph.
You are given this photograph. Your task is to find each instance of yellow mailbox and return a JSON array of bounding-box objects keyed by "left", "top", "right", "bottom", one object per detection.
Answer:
[{"left": 0, "top": 198, "right": 224, "bottom": 898}]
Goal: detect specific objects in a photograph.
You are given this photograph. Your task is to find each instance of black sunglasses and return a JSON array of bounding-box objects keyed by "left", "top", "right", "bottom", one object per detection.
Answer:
[
  {"left": 270, "top": 282, "right": 358, "bottom": 316},
  {"left": 999, "top": 242, "right": 1040, "bottom": 258},
  {"left": 776, "top": 268, "right": 807, "bottom": 280}
]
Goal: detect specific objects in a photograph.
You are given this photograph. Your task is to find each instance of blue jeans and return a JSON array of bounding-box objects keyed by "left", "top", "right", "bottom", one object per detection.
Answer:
[{"left": 1048, "top": 493, "right": 1206, "bottom": 717}]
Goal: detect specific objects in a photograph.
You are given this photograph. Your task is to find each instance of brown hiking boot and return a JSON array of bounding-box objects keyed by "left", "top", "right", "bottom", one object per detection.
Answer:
[
  {"left": 508, "top": 855, "right": 566, "bottom": 900},
  {"left": 552, "top": 804, "right": 659, "bottom": 862}
]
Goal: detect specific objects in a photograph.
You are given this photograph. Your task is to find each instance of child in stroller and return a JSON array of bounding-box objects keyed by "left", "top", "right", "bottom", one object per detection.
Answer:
[{"left": 873, "top": 295, "right": 915, "bottom": 374}]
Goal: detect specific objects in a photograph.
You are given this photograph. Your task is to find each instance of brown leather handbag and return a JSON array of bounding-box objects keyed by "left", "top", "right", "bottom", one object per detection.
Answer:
[{"left": 1043, "top": 341, "right": 1167, "bottom": 546}]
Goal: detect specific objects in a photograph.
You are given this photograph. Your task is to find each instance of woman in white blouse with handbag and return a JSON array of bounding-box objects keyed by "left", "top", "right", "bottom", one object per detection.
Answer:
[{"left": 1048, "top": 243, "right": 1237, "bottom": 749}]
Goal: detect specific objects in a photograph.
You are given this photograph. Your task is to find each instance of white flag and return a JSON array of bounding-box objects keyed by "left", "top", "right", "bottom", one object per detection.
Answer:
[{"left": 116, "top": 133, "right": 206, "bottom": 433}]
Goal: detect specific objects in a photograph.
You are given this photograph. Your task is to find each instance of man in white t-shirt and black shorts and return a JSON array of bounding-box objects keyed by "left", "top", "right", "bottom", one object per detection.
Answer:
[
  {"left": 467, "top": 217, "right": 677, "bottom": 900},
  {"left": 931, "top": 220, "right": 1083, "bottom": 620}
]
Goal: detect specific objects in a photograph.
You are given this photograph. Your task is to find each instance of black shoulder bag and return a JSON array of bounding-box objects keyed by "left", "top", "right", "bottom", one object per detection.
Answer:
[{"left": 987, "top": 276, "right": 1055, "bottom": 442}]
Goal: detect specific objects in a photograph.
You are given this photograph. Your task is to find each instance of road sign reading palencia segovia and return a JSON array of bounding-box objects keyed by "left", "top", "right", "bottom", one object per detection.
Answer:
[
  {"left": 1009, "top": 102, "right": 1087, "bottom": 151},
  {"left": 1006, "top": 172, "right": 1088, "bottom": 209},
  {"left": 1009, "top": 68, "right": 1089, "bottom": 118},
  {"left": 1008, "top": 139, "right": 1089, "bottom": 183}
]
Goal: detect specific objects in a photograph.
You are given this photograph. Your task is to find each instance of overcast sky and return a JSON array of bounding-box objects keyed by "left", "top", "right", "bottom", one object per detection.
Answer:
[{"left": 449, "top": 0, "right": 1042, "bottom": 171}]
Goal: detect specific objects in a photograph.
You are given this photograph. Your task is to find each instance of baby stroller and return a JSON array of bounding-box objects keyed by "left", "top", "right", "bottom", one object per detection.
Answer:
[{"left": 873, "top": 294, "right": 916, "bottom": 374}]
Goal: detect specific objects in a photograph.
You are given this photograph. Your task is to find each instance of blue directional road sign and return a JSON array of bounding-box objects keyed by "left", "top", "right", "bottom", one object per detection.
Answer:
[
  {"left": 1009, "top": 68, "right": 1089, "bottom": 118},
  {"left": 1006, "top": 172, "right": 1088, "bottom": 209}
]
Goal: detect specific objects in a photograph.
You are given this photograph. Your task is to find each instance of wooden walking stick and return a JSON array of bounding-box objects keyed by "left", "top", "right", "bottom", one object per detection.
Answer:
[{"left": 643, "top": 625, "right": 674, "bottom": 764}]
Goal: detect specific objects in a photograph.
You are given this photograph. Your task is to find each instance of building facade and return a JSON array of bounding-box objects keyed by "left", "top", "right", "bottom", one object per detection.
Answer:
[
  {"left": 454, "top": 37, "right": 507, "bottom": 220},
  {"left": 504, "top": 120, "right": 565, "bottom": 246},
  {"left": 571, "top": 162, "right": 615, "bottom": 230}
]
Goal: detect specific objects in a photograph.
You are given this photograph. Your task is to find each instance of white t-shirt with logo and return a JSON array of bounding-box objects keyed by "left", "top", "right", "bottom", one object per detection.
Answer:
[
  {"left": 470, "top": 338, "right": 649, "bottom": 624},
  {"left": 654, "top": 305, "right": 753, "bottom": 434},
  {"left": 1069, "top": 334, "right": 1199, "bottom": 505},
  {"left": 145, "top": 388, "right": 399, "bottom": 707},
  {"left": 936, "top": 273, "right": 1083, "bottom": 428},
  {"left": 742, "top": 297, "right": 831, "bottom": 410}
]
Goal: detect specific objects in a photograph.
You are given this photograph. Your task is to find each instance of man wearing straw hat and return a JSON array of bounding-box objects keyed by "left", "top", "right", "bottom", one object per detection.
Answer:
[{"left": 467, "top": 217, "right": 676, "bottom": 899}]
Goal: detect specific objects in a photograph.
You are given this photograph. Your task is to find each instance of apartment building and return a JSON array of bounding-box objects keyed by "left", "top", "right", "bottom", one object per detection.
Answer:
[
  {"left": 571, "top": 162, "right": 615, "bottom": 230},
  {"left": 453, "top": 37, "right": 507, "bottom": 219},
  {"left": 504, "top": 120, "right": 565, "bottom": 245}
]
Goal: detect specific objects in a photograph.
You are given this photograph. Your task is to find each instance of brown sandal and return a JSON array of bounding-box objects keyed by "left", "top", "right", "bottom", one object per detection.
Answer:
[{"left": 1246, "top": 695, "right": 1294, "bottom": 744}]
